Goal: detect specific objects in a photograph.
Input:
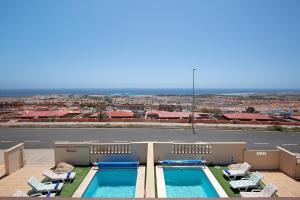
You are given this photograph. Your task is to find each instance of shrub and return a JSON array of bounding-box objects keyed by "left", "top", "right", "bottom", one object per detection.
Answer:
[{"left": 267, "top": 125, "right": 285, "bottom": 132}]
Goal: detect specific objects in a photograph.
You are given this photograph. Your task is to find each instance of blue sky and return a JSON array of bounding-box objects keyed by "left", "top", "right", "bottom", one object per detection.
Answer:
[{"left": 0, "top": 0, "right": 299, "bottom": 89}]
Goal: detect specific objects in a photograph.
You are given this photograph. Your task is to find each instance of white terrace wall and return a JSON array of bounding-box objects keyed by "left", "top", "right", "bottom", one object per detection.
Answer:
[
  {"left": 278, "top": 146, "right": 298, "bottom": 178},
  {"left": 244, "top": 150, "right": 279, "bottom": 170},
  {"left": 90, "top": 142, "right": 148, "bottom": 164},
  {"left": 55, "top": 142, "right": 148, "bottom": 165},
  {"left": 153, "top": 142, "right": 246, "bottom": 164},
  {"left": 210, "top": 142, "right": 246, "bottom": 164},
  {"left": 4, "top": 143, "right": 25, "bottom": 175},
  {"left": 55, "top": 142, "right": 91, "bottom": 165}
]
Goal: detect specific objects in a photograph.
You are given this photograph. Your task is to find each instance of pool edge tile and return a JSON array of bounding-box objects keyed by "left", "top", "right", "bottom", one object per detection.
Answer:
[
  {"left": 135, "top": 166, "right": 146, "bottom": 198},
  {"left": 156, "top": 166, "right": 167, "bottom": 198}
]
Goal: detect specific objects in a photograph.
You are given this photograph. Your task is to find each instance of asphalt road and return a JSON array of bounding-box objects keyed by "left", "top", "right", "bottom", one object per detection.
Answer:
[{"left": 0, "top": 128, "right": 299, "bottom": 152}]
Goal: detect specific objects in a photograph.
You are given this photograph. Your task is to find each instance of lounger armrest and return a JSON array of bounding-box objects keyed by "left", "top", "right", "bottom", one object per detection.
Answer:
[
  {"left": 241, "top": 177, "right": 250, "bottom": 180},
  {"left": 43, "top": 181, "right": 55, "bottom": 184},
  {"left": 30, "top": 193, "right": 42, "bottom": 197}
]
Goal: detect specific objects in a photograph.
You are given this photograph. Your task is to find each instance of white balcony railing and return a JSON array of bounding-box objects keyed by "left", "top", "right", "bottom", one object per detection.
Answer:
[
  {"left": 172, "top": 143, "right": 212, "bottom": 154},
  {"left": 91, "top": 143, "right": 131, "bottom": 154}
]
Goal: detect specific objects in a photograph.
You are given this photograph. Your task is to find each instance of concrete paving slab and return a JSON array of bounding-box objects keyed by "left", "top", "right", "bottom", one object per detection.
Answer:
[
  {"left": 0, "top": 165, "right": 53, "bottom": 197},
  {"left": 261, "top": 170, "right": 300, "bottom": 197}
]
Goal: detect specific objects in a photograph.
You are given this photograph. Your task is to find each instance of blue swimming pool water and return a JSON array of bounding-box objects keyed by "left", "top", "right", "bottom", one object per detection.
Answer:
[
  {"left": 163, "top": 167, "right": 219, "bottom": 198},
  {"left": 82, "top": 169, "right": 137, "bottom": 198}
]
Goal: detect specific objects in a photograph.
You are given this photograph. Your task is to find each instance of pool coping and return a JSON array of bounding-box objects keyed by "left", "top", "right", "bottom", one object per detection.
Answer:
[
  {"left": 135, "top": 166, "right": 146, "bottom": 198},
  {"left": 156, "top": 165, "right": 228, "bottom": 198},
  {"left": 156, "top": 166, "right": 167, "bottom": 198},
  {"left": 72, "top": 166, "right": 145, "bottom": 198}
]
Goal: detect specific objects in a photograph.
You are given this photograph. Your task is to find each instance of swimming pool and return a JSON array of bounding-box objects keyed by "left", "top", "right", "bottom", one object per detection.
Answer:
[
  {"left": 163, "top": 167, "right": 220, "bottom": 198},
  {"left": 82, "top": 168, "right": 137, "bottom": 198}
]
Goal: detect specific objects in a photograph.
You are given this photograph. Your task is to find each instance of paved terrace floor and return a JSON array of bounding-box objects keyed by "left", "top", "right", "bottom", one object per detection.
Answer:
[
  {"left": 0, "top": 165, "right": 53, "bottom": 197},
  {"left": 261, "top": 170, "right": 300, "bottom": 197}
]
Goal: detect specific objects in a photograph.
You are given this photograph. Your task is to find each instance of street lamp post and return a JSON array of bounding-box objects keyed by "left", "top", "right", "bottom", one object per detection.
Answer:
[{"left": 192, "top": 68, "right": 197, "bottom": 134}]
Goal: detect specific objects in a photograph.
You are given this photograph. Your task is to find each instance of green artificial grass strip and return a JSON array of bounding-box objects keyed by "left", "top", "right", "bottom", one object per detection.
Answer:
[
  {"left": 208, "top": 166, "right": 240, "bottom": 197},
  {"left": 58, "top": 166, "right": 91, "bottom": 197}
]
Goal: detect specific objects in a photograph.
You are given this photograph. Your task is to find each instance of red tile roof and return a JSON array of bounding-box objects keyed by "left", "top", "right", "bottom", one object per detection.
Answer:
[
  {"left": 106, "top": 110, "right": 134, "bottom": 118},
  {"left": 19, "top": 110, "right": 71, "bottom": 118},
  {"left": 147, "top": 111, "right": 191, "bottom": 119},
  {"left": 290, "top": 116, "right": 300, "bottom": 121},
  {"left": 223, "top": 113, "right": 273, "bottom": 120}
]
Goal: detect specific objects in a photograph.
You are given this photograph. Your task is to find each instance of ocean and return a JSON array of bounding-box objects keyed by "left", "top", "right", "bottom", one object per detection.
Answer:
[{"left": 0, "top": 88, "right": 300, "bottom": 97}]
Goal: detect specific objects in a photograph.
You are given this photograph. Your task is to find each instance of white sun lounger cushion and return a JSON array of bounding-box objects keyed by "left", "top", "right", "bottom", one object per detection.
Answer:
[
  {"left": 229, "top": 172, "right": 263, "bottom": 190},
  {"left": 13, "top": 189, "right": 56, "bottom": 197},
  {"left": 240, "top": 183, "right": 278, "bottom": 197},
  {"left": 43, "top": 170, "right": 76, "bottom": 181},
  {"left": 28, "top": 176, "right": 63, "bottom": 193},
  {"left": 223, "top": 162, "right": 251, "bottom": 178}
]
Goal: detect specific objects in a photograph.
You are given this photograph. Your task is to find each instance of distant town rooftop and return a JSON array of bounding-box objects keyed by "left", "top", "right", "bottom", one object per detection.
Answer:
[
  {"left": 290, "top": 116, "right": 300, "bottom": 121},
  {"left": 90, "top": 110, "right": 134, "bottom": 118},
  {"left": 19, "top": 110, "right": 71, "bottom": 118},
  {"left": 223, "top": 113, "right": 274, "bottom": 121},
  {"left": 146, "top": 111, "right": 191, "bottom": 119}
]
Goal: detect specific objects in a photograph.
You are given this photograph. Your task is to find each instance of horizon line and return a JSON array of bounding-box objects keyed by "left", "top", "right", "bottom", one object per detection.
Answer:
[{"left": 1, "top": 87, "right": 300, "bottom": 90}]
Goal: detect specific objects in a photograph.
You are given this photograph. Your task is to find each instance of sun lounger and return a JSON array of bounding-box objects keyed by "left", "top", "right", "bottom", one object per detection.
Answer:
[
  {"left": 223, "top": 162, "right": 251, "bottom": 179},
  {"left": 229, "top": 172, "right": 263, "bottom": 191},
  {"left": 43, "top": 170, "right": 76, "bottom": 182},
  {"left": 240, "top": 183, "right": 278, "bottom": 197},
  {"left": 13, "top": 190, "right": 56, "bottom": 197},
  {"left": 28, "top": 176, "right": 63, "bottom": 193}
]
